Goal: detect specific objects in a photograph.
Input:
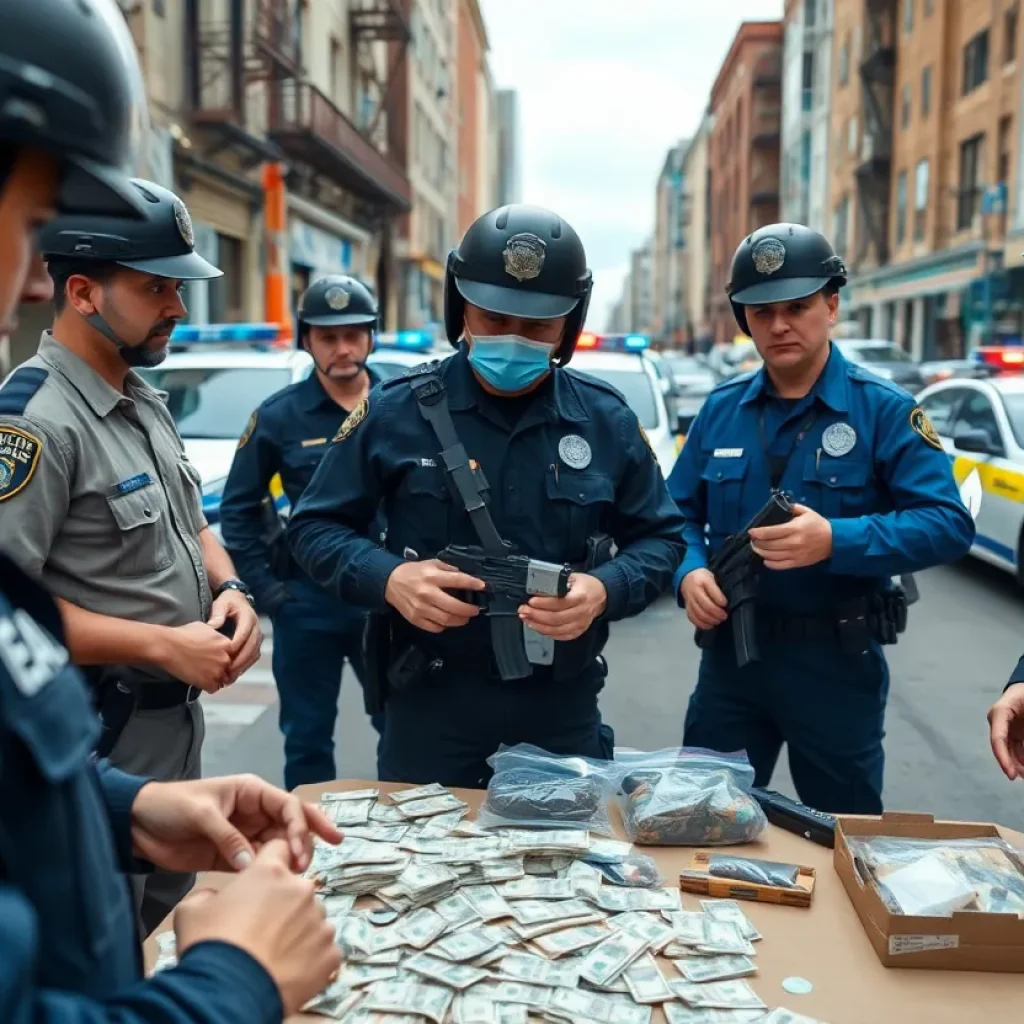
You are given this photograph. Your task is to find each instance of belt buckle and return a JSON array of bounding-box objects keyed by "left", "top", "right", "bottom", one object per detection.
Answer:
[{"left": 185, "top": 685, "right": 202, "bottom": 704}]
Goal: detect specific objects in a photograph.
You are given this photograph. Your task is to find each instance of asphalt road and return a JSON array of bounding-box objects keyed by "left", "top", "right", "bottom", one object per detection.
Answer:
[{"left": 202, "top": 557, "right": 1024, "bottom": 830}]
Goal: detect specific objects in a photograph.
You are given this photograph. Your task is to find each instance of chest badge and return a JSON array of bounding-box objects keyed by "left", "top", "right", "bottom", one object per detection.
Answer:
[
  {"left": 558, "top": 434, "right": 592, "bottom": 470},
  {"left": 821, "top": 422, "right": 857, "bottom": 458}
]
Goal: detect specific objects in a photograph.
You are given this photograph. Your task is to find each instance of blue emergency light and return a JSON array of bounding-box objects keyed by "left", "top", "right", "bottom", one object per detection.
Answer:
[
  {"left": 376, "top": 330, "right": 434, "bottom": 352},
  {"left": 170, "top": 323, "right": 282, "bottom": 344},
  {"left": 577, "top": 332, "right": 649, "bottom": 353}
]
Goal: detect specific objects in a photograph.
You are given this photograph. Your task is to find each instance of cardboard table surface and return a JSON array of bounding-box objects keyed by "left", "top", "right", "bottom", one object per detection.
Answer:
[{"left": 146, "top": 779, "right": 1024, "bottom": 1024}]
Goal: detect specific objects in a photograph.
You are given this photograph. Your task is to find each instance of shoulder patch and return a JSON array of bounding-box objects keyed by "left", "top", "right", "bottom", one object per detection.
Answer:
[
  {"left": 333, "top": 397, "right": 369, "bottom": 443},
  {"left": 381, "top": 359, "right": 444, "bottom": 391},
  {"left": 238, "top": 411, "right": 258, "bottom": 449},
  {"left": 564, "top": 368, "right": 629, "bottom": 404},
  {"left": 0, "top": 426, "right": 43, "bottom": 501},
  {"left": 0, "top": 367, "right": 48, "bottom": 416},
  {"left": 909, "top": 405, "right": 943, "bottom": 450}
]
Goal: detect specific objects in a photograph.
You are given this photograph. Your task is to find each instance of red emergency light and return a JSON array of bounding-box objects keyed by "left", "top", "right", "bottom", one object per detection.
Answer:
[
  {"left": 977, "top": 346, "right": 1024, "bottom": 372},
  {"left": 577, "top": 332, "right": 599, "bottom": 349}
]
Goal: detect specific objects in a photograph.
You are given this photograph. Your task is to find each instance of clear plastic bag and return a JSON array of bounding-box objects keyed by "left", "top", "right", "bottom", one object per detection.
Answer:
[
  {"left": 476, "top": 745, "right": 615, "bottom": 835},
  {"left": 591, "top": 854, "right": 662, "bottom": 888},
  {"left": 618, "top": 767, "right": 767, "bottom": 846},
  {"left": 613, "top": 746, "right": 756, "bottom": 791},
  {"left": 847, "top": 836, "right": 1024, "bottom": 917}
]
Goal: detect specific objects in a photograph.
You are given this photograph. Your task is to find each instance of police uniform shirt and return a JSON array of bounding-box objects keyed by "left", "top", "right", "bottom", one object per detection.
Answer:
[
  {"left": 287, "top": 345, "right": 687, "bottom": 665},
  {"left": 0, "top": 332, "right": 211, "bottom": 632},
  {"left": 667, "top": 342, "right": 975, "bottom": 614},
  {"left": 219, "top": 366, "right": 382, "bottom": 603}
]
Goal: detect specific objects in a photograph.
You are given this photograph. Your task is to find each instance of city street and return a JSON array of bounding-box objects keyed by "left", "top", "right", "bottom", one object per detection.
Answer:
[{"left": 203, "top": 556, "right": 1024, "bottom": 830}]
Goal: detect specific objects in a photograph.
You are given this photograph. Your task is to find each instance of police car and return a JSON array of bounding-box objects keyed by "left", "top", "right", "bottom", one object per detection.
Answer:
[
  {"left": 916, "top": 374, "right": 1024, "bottom": 583},
  {"left": 570, "top": 333, "right": 679, "bottom": 477}
]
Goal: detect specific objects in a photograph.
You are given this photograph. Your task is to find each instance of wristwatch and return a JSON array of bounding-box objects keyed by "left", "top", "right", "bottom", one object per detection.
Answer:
[{"left": 214, "top": 578, "right": 255, "bottom": 608}]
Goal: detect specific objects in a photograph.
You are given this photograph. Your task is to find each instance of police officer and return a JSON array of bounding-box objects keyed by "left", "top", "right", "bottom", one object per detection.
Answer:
[
  {"left": 667, "top": 223, "right": 975, "bottom": 814},
  {"left": 288, "top": 204, "right": 686, "bottom": 787},
  {"left": 220, "top": 275, "right": 385, "bottom": 789},
  {"left": 0, "top": 2, "right": 341, "bottom": 1022},
  {"left": 0, "top": 176, "right": 264, "bottom": 933}
]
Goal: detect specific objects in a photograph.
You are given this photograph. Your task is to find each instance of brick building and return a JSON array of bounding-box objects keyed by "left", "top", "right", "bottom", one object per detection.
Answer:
[{"left": 708, "top": 21, "right": 785, "bottom": 343}]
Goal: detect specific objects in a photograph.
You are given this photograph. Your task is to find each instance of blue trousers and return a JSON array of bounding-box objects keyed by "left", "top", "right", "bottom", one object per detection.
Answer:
[
  {"left": 272, "top": 592, "right": 384, "bottom": 791},
  {"left": 683, "top": 636, "right": 890, "bottom": 814},
  {"left": 378, "top": 658, "right": 615, "bottom": 789}
]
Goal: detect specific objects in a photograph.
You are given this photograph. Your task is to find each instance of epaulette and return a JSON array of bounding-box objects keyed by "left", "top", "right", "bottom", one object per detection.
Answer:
[
  {"left": 563, "top": 367, "right": 629, "bottom": 403},
  {"left": 848, "top": 363, "right": 911, "bottom": 398},
  {"left": 713, "top": 369, "right": 759, "bottom": 392},
  {"left": 381, "top": 359, "right": 445, "bottom": 391},
  {"left": 0, "top": 367, "right": 47, "bottom": 416}
]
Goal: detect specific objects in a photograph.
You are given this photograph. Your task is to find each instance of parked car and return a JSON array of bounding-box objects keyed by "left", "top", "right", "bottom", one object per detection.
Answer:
[{"left": 834, "top": 338, "right": 925, "bottom": 392}]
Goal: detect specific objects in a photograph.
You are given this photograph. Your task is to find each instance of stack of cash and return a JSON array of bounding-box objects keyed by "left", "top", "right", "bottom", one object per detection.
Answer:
[{"left": 155, "top": 783, "right": 826, "bottom": 1024}]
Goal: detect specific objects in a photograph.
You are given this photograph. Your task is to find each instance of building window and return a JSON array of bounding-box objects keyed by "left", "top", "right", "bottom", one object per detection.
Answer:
[
  {"left": 957, "top": 133, "right": 984, "bottom": 230},
  {"left": 1006, "top": 4, "right": 1019, "bottom": 64},
  {"left": 802, "top": 51, "right": 815, "bottom": 110},
  {"left": 839, "top": 37, "right": 850, "bottom": 86},
  {"left": 896, "top": 169, "right": 908, "bottom": 246},
  {"left": 914, "top": 159, "right": 929, "bottom": 240},
  {"left": 805, "top": 0, "right": 816, "bottom": 27},
  {"left": 209, "top": 234, "right": 244, "bottom": 322},
  {"left": 903, "top": 0, "right": 914, "bottom": 35},
  {"left": 921, "top": 65, "right": 932, "bottom": 116},
  {"left": 999, "top": 114, "right": 1013, "bottom": 183},
  {"left": 848, "top": 116, "right": 858, "bottom": 154},
  {"left": 153, "top": 0, "right": 166, "bottom": 15},
  {"left": 963, "top": 30, "right": 990, "bottom": 94},
  {"left": 800, "top": 130, "right": 812, "bottom": 183},
  {"left": 833, "top": 195, "right": 850, "bottom": 257},
  {"left": 924, "top": 0, "right": 933, "bottom": 13},
  {"left": 901, "top": 83, "right": 912, "bottom": 128}
]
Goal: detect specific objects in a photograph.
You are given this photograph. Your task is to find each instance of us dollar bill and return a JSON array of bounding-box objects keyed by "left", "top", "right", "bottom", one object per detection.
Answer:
[
  {"left": 669, "top": 979, "right": 767, "bottom": 1011},
  {"left": 493, "top": 950, "right": 581, "bottom": 989},
  {"left": 432, "top": 925, "right": 508, "bottom": 962},
  {"left": 597, "top": 887, "right": 681, "bottom": 913},
  {"left": 501, "top": 877, "right": 576, "bottom": 901},
  {"left": 462, "top": 884, "right": 514, "bottom": 921},
  {"left": 434, "top": 892, "right": 482, "bottom": 929},
  {"left": 397, "top": 793, "right": 471, "bottom": 820},
  {"left": 662, "top": 1005, "right": 765, "bottom": 1024},
  {"left": 361, "top": 980, "right": 455, "bottom": 1024},
  {"left": 390, "top": 782, "right": 451, "bottom": 804},
  {"left": 661, "top": 910, "right": 709, "bottom": 947},
  {"left": 530, "top": 923, "right": 611, "bottom": 958},
  {"left": 608, "top": 912, "right": 676, "bottom": 951},
  {"left": 320, "top": 788, "right": 380, "bottom": 803},
  {"left": 508, "top": 898, "right": 596, "bottom": 926},
  {"left": 482, "top": 856, "right": 526, "bottom": 882},
  {"left": 700, "top": 900, "right": 762, "bottom": 942},
  {"left": 674, "top": 954, "right": 757, "bottom": 983},
  {"left": 696, "top": 920, "right": 757, "bottom": 956},
  {"left": 622, "top": 953, "right": 673, "bottom": 1004},
  {"left": 577, "top": 929, "right": 649, "bottom": 987},
  {"left": 398, "top": 906, "right": 448, "bottom": 949},
  {"left": 404, "top": 952, "right": 489, "bottom": 990}
]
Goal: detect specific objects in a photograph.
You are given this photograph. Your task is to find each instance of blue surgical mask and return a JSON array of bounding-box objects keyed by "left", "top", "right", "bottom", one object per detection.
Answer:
[{"left": 466, "top": 332, "right": 555, "bottom": 392}]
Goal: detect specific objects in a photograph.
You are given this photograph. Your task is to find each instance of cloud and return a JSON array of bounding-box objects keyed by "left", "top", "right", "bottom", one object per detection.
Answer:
[{"left": 480, "top": 0, "right": 784, "bottom": 329}]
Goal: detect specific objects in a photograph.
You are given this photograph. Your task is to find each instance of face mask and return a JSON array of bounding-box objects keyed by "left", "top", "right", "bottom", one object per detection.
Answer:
[{"left": 466, "top": 332, "right": 555, "bottom": 392}]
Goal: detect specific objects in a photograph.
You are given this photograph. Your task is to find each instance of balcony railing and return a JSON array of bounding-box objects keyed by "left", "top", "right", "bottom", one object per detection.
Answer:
[
  {"left": 752, "top": 110, "right": 781, "bottom": 145},
  {"left": 754, "top": 53, "right": 782, "bottom": 86}
]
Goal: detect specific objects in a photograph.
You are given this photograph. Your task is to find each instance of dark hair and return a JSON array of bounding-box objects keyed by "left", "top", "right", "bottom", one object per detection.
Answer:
[
  {"left": 822, "top": 281, "right": 841, "bottom": 299},
  {"left": 47, "top": 258, "right": 121, "bottom": 313}
]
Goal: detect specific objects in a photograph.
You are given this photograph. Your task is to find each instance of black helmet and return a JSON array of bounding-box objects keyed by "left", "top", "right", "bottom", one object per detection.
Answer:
[
  {"left": 1, "top": 0, "right": 150, "bottom": 218},
  {"left": 39, "top": 179, "right": 222, "bottom": 281},
  {"left": 445, "top": 204, "right": 593, "bottom": 364},
  {"left": 298, "top": 275, "right": 379, "bottom": 331},
  {"left": 727, "top": 223, "right": 847, "bottom": 336}
]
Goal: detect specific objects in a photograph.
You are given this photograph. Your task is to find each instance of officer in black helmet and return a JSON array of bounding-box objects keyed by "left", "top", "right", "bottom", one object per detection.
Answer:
[
  {"left": 219, "top": 275, "right": 386, "bottom": 789},
  {"left": 667, "top": 223, "right": 974, "bottom": 814},
  {"left": 0, "top": 2, "right": 342, "bottom": 1023},
  {"left": 288, "top": 204, "right": 686, "bottom": 786}
]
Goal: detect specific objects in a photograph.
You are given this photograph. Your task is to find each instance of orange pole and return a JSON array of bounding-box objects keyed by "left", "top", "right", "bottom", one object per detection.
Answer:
[{"left": 262, "top": 161, "right": 289, "bottom": 344}]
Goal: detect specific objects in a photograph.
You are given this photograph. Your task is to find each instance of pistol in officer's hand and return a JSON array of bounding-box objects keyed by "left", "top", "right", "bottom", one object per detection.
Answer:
[
  {"left": 384, "top": 558, "right": 486, "bottom": 634},
  {"left": 748, "top": 503, "right": 833, "bottom": 571}
]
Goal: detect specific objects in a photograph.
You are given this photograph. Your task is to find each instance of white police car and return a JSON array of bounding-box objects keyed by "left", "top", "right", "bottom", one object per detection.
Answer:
[{"left": 570, "top": 333, "right": 679, "bottom": 477}]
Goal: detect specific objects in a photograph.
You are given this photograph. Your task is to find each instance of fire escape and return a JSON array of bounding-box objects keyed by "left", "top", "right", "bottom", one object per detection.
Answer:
[{"left": 855, "top": 0, "right": 897, "bottom": 267}]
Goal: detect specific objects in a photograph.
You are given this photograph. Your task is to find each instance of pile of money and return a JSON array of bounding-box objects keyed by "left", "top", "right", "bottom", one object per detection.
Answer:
[{"left": 153, "top": 785, "right": 822, "bottom": 1024}]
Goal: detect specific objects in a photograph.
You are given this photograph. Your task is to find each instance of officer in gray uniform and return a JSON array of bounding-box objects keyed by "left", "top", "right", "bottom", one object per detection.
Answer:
[{"left": 0, "top": 178, "right": 263, "bottom": 934}]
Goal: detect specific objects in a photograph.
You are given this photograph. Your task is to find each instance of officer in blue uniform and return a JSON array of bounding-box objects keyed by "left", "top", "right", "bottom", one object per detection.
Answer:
[
  {"left": 220, "top": 275, "right": 384, "bottom": 789},
  {"left": 0, "top": 2, "right": 341, "bottom": 1022},
  {"left": 668, "top": 224, "right": 974, "bottom": 814},
  {"left": 288, "top": 204, "right": 686, "bottom": 788}
]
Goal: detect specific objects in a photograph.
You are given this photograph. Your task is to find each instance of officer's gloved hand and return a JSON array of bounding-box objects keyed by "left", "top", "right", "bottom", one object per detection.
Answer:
[{"left": 257, "top": 581, "right": 290, "bottom": 618}]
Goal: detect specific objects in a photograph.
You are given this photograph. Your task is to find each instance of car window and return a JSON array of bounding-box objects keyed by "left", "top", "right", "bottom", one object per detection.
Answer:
[
  {"left": 952, "top": 390, "right": 1003, "bottom": 451},
  {"left": 999, "top": 392, "right": 1024, "bottom": 449},
  {"left": 576, "top": 368, "right": 659, "bottom": 429},
  {"left": 136, "top": 366, "right": 292, "bottom": 439},
  {"left": 665, "top": 357, "right": 707, "bottom": 375},
  {"left": 919, "top": 388, "right": 968, "bottom": 436}
]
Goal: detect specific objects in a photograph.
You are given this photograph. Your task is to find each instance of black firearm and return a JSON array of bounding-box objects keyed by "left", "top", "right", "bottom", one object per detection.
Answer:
[
  {"left": 750, "top": 786, "right": 837, "bottom": 848},
  {"left": 694, "top": 491, "right": 795, "bottom": 668},
  {"left": 439, "top": 542, "right": 572, "bottom": 681}
]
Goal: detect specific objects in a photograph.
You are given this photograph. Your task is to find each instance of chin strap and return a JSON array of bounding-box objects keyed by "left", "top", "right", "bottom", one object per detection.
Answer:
[{"left": 84, "top": 312, "right": 164, "bottom": 369}]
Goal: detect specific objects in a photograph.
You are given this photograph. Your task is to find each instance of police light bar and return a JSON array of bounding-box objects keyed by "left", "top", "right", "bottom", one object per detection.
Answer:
[
  {"left": 576, "top": 333, "right": 649, "bottom": 352},
  {"left": 975, "top": 346, "right": 1024, "bottom": 371},
  {"left": 376, "top": 330, "right": 433, "bottom": 352},
  {"left": 170, "top": 323, "right": 283, "bottom": 344}
]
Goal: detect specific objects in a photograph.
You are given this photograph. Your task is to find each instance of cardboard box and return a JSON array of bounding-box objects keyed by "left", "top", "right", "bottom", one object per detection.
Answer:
[
  {"left": 679, "top": 851, "right": 816, "bottom": 907},
  {"left": 834, "top": 812, "right": 1024, "bottom": 972}
]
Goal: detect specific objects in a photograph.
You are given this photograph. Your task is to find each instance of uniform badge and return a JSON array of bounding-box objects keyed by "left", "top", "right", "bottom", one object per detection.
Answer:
[
  {"left": 909, "top": 405, "right": 943, "bottom": 450},
  {"left": 821, "top": 421, "right": 857, "bottom": 457},
  {"left": 238, "top": 411, "right": 257, "bottom": 449},
  {"left": 172, "top": 197, "right": 194, "bottom": 248},
  {"left": 751, "top": 237, "right": 786, "bottom": 275},
  {"left": 333, "top": 397, "right": 369, "bottom": 443},
  {"left": 558, "top": 434, "right": 592, "bottom": 470},
  {"left": 325, "top": 286, "right": 350, "bottom": 311},
  {"left": 0, "top": 426, "right": 42, "bottom": 503},
  {"left": 503, "top": 233, "right": 547, "bottom": 282}
]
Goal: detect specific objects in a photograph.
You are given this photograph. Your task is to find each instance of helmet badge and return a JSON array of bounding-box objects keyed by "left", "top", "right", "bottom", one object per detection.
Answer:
[
  {"left": 325, "top": 286, "right": 351, "bottom": 311},
  {"left": 751, "top": 237, "right": 786, "bottom": 275},
  {"left": 503, "top": 233, "right": 547, "bottom": 282},
  {"left": 173, "top": 198, "right": 194, "bottom": 249}
]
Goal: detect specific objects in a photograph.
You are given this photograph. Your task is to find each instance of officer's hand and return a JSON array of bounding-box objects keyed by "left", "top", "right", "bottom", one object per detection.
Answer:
[
  {"left": 520, "top": 573, "right": 608, "bottom": 641},
  {"left": 680, "top": 568, "right": 728, "bottom": 630},
  {"left": 988, "top": 683, "right": 1024, "bottom": 780},
  {"left": 384, "top": 559, "right": 485, "bottom": 633},
  {"left": 208, "top": 591, "right": 263, "bottom": 681},
  {"left": 174, "top": 840, "right": 340, "bottom": 1017},
  {"left": 130, "top": 774, "right": 342, "bottom": 873},
  {"left": 749, "top": 503, "right": 833, "bottom": 570},
  {"left": 155, "top": 621, "right": 233, "bottom": 692}
]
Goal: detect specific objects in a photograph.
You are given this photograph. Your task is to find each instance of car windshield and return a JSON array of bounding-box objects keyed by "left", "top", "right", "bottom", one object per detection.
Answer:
[
  {"left": 136, "top": 366, "right": 293, "bottom": 439},
  {"left": 665, "top": 357, "right": 709, "bottom": 376},
  {"left": 838, "top": 340, "right": 912, "bottom": 363},
  {"left": 1001, "top": 392, "right": 1024, "bottom": 448},
  {"left": 577, "top": 368, "right": 659, "bottom": 428}
]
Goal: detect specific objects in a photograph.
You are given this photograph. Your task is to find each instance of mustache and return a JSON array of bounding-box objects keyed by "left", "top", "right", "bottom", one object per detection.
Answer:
[{"left": 145, "top": 318, "right": 180, "bottom": 341}]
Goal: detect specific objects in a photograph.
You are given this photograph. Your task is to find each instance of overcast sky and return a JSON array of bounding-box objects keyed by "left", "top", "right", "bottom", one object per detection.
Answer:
[{"left": 478, "top": 0, "right": 784, "bottom": 330}]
